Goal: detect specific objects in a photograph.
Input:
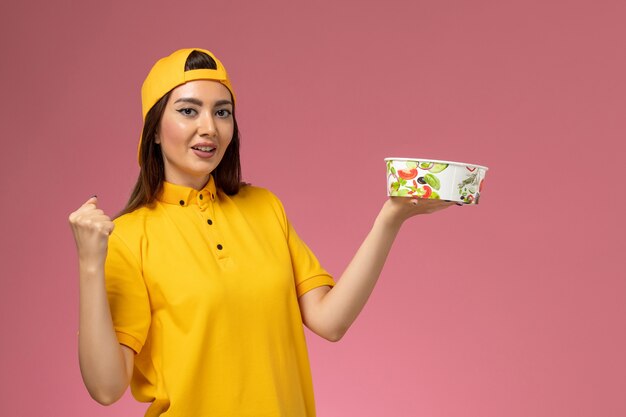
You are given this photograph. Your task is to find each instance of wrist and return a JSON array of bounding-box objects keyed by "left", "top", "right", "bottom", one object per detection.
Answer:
[
  {"left": 376, "top": 202, "right": 405, "bottom": 231},
  {"left": 78, "top": 258, "right": 106, "bottom": 277}
]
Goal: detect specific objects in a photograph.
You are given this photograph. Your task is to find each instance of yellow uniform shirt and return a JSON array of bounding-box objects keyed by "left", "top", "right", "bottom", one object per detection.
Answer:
[{"left": 105, "top": 176, "right": 335, "bottom": 416}]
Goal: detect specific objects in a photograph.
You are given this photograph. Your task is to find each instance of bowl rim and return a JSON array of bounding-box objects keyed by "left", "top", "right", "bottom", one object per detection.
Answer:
[{"left": 384, "top": 157, "right": 489, "bottom": 171}]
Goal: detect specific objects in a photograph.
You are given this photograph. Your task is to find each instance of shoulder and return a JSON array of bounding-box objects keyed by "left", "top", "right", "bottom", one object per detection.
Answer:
[
  {"left": 225, "top": 184, "right": 288, "bottom": 224},
  {"left": 110, "top": 205, "right": 156, "bottom": 249},
  {"left": 113, "top": 205, "right": 152, "bottom": 232},
  {"left": 234, "top": 183, "right": 279, "bottom": 199},
  {"left": 230, "top": 184, "right": 285, "bottom": 210}
]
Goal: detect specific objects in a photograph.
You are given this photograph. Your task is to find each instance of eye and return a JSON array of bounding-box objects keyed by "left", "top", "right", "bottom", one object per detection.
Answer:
[
  {"left": 177, "top": 108, "right": 197, "bottom": 117},
  {"left": 215, "top": 109, "right": 232, "bottom": 118}
]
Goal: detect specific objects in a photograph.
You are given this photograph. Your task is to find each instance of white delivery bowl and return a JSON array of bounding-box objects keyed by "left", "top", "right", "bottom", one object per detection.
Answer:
[{"left": 385, "top": 158, "right": 489, "bottom": 205}]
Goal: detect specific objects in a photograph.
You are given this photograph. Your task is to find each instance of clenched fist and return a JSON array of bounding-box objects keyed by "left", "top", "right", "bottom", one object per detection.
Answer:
[{"left": 68, "top": 196, "right": 114, "bottom": 265}]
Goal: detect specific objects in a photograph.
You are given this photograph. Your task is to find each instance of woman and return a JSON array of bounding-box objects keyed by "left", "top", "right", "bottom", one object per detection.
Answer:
[{"left": 69, "top": 48, "right": 454, "bottom": 417}]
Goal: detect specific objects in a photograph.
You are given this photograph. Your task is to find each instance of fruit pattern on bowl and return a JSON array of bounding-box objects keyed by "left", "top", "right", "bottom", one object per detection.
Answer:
[
  {"left": 386, "top": 160, "right": 485, "bottom": 204},
  {"left": 457, "top": 167, "right": 484, "bottom": 204}
]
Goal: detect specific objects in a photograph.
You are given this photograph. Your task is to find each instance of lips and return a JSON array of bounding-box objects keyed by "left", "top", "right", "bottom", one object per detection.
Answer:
[
  {"left": 190, "top": 142, "right": 217, "bottom": 159},
  {"left": 191, "top": 143, "right": 216, "bottom": 152}
]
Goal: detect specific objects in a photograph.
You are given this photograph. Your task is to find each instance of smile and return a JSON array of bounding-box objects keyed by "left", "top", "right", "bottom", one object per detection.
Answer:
[{"left": 192, "top": 145, "right": 216, "bottom": 152}]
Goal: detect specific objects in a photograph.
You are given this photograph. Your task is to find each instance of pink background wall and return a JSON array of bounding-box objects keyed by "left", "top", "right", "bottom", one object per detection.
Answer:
[{"left": 1, "top": 0, "right": 624, "bottom": 415}]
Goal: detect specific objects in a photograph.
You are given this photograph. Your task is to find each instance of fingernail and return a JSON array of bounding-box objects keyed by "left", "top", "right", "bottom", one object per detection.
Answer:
[
  {"left": 456, "top": 202, "right": 463, "bottom": 206},
  {"left": 91, "top": 194, "right": 98, "bottom": 198}
]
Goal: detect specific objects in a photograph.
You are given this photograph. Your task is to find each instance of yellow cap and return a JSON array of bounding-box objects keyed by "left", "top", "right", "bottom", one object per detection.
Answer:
[
  {"left": 141, "top": 48, "right": 235, "bottom": 120},
  {"left": 138, "top": 48, "right": 235, "bottom": 164}
]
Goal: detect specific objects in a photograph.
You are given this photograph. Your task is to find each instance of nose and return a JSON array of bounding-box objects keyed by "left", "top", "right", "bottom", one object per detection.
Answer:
[{"left": 198, "top": 111, "right": 217, "bottom": 137}]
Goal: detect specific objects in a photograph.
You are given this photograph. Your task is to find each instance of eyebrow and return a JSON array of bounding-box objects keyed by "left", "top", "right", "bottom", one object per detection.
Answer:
[{"left": 174, "top": 97, "right": 233, "bottom": 107}]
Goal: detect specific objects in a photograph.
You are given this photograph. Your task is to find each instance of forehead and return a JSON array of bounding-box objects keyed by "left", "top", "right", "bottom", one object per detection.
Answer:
[{"left": 169, "top": 80, "right": 233, "bottom": 103}]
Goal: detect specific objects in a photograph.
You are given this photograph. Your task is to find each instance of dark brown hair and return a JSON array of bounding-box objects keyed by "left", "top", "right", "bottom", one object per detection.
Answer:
[{"left": 118, "top": 50, "right": 242, "bottom": 217}]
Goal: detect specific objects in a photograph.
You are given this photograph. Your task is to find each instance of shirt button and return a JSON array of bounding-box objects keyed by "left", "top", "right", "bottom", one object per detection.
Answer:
[
  {"left": 217, "top": 244, "right": 223, "bottom": 250},
  {"left": 207, "top": 219, "right": 213, "bottom": 225},
  {"left": 179, "top": 200, "right": 185, "bottom": 206}
]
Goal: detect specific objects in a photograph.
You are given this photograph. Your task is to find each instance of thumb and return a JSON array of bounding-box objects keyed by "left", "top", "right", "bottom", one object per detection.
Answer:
[{"left": 83, "top": 195, "right": 98, "bottom": 208}]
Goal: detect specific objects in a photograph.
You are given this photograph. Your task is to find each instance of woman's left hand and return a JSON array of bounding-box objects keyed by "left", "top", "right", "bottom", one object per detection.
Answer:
[
  {"left": 300, "top": 196, "right": 457, "bottom": 341},
  {"left": 379, "top": 197, "right": 457, "bottom": 228}
]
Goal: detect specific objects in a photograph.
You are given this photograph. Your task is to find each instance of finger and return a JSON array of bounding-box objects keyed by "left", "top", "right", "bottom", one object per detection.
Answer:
[
  {"left": 417, "top": 199, "right": 452, "bottom": 206},
  {"left": 69, "top": 209, "right": 111, "bottom": 229},
  {"left": 83, "top": 195, "right": 98, "bottom": 208},
  {"left": 419, "top": 200, "right": 456, "bottom": 212},
  {"left": 94, "top": 219, "right": 115, "bottom": 235},
  {"left": 104, "top": 222, "right": 115, "bottom": 235}
]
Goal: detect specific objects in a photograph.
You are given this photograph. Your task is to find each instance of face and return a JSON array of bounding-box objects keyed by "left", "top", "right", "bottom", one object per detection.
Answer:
[{"left": 156, "top": 80, "right": 234, "bottom": 190}]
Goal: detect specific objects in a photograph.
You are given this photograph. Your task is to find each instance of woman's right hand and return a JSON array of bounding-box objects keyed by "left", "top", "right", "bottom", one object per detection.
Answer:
[
  {"left": 68, "top": 196, "right": 114, "bottom": 265},
  {"left": 70, "top": 197, "right": 133, "bottom": 404}
]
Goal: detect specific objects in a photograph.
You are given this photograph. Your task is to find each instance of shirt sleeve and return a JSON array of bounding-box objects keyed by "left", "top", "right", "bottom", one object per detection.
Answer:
[
  {"left": 263, "top": 190, "right": 335, "bottom": 297},
  {"left": 104, "top": 232, "right": 151, "bottom": 353},
  {"left": 286, "top": 219, "right": 336, "bottom": 297}
]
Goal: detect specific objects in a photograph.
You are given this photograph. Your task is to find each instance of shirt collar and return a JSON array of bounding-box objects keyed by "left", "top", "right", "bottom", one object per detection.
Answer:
[{"left": 157, "top": 175, "right": 218, "bottom": 208}]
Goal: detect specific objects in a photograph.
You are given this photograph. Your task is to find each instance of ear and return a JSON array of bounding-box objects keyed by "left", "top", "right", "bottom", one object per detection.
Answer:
[{"left": 154, "top": 130, "right": 161, "bottom": 145}]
